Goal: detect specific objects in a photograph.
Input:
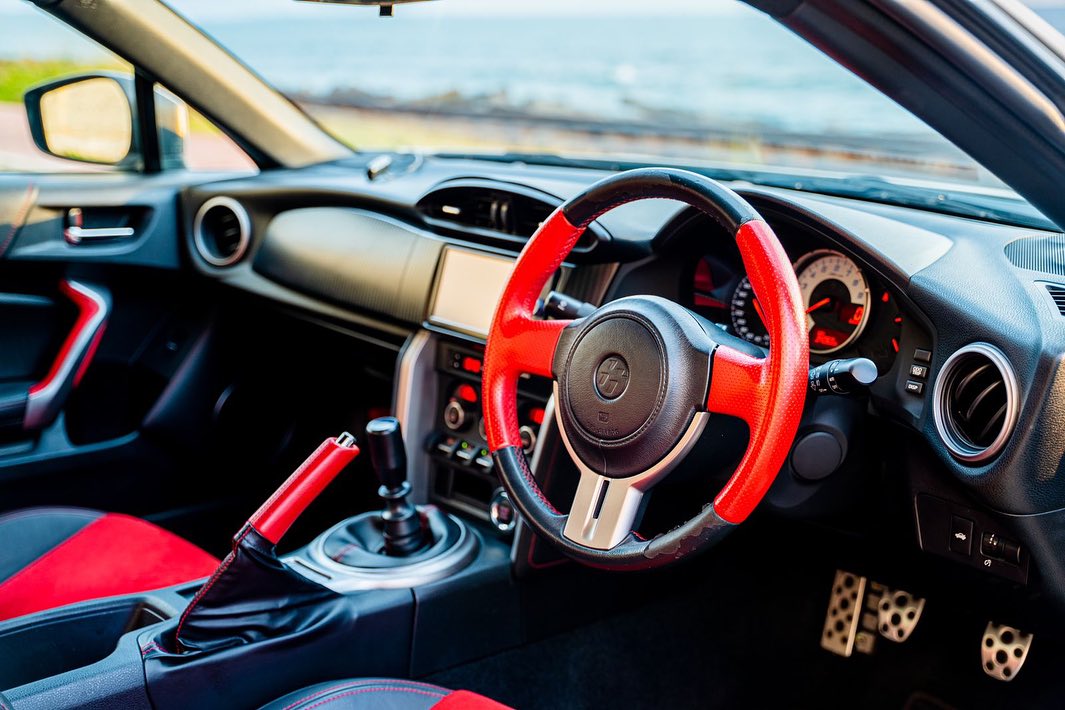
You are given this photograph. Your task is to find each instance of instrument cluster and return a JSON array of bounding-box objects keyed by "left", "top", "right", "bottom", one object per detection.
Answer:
[{"left": 687, "top": 233, "right": 903, "bottom": 373}]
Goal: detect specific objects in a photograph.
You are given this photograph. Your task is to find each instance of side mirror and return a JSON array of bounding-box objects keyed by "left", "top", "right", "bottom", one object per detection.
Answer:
[{"left": 24, "top": 73, "right": 190, "bottom": 170}]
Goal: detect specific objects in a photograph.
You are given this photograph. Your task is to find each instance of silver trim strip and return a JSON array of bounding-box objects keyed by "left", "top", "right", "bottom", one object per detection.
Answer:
[
  {"left": 193, "top": 196, "right": 251, "bottom": 267},
  {"left": 932, "top": 342, "right": 1020, "bottom": 464},
  {"left": 296, "top": 512, "right": 479, "bottom": 592},
  {"left": 393, "top": 330, "right": 434, "bottom": 502}
]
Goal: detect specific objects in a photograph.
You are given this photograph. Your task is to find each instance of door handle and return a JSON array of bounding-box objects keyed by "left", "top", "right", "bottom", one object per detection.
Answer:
[
  {"left": 64, "top": 226, "right": 136, "bottom": 244},
  {"left": 63, "top": 208, "right": 136, "bottom": 245}
]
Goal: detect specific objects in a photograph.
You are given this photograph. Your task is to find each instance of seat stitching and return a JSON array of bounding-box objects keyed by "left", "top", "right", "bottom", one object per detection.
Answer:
[
  {"left": 280, "top": 683, "right": 446, "bottom": 710},
  {"left": 173, "top": 525, "right": 252, "bottom": 645}
]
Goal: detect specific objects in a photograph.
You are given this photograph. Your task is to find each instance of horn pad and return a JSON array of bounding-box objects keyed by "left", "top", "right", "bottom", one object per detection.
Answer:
[{"left": 553, "top": 296, "right": 713, "bottom": 478}]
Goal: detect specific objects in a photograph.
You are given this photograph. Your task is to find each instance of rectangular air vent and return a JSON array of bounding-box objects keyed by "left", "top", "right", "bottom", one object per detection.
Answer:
[
  {"left": 417, "top": 182, "right": 598, "bottom": 252},
  {"left": 1047, "top": 284, "right": 1065, "bottom": 316}
]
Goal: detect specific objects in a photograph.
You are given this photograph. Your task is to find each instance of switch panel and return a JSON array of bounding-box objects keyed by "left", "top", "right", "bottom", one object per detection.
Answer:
[{"left": 914, "top": 494, "right": 1028, "bottom": 584}]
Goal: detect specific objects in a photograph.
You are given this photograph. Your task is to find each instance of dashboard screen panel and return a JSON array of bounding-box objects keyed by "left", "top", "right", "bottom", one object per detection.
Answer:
[{"left": 430, "top": 247, "right": 517, "bottom": 337}]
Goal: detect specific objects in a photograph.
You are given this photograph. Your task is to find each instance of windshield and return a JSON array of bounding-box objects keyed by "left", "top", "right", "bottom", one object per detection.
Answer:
[{"left": 161, "top": 0, "right": 1062, "bottom": 193}]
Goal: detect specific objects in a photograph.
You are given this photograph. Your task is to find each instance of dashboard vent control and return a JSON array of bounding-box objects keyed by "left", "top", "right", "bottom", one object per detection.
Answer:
[
  {"left": 1046, "top": 284, "right": 1065, "bottom": 316},
  {"left": 933, "top": 343, "right": 1019, "bottom": 464},
  {"left": 193, "top": 196, "right": 251, "bottom": 267}
]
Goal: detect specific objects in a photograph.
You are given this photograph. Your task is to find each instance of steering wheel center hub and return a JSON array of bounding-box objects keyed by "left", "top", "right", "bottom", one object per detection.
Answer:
[{"left": 554, "top": 296, "right": 713, "bottom": 478}]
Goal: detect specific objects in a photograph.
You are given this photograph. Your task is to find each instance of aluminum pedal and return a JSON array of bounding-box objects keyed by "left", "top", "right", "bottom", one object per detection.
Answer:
[
  {"left": 821, "top": 570, "right": 867, "bottom": 657},
  {"left": 877, "top": 587, "right": 926, "bottom": 643},
  {"left": 981, "top": 622, "right": 1032, "bottom": 682}
]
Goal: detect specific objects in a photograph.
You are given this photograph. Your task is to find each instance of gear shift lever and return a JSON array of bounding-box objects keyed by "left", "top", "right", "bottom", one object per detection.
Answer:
[{"left": 365, "top": 417, "right": 427, "bottom": 555}]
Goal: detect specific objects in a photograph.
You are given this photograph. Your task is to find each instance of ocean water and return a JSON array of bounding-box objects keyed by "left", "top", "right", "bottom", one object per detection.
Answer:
[{"left": 2, "top": 6, "right": 1063, "bottom": 140}]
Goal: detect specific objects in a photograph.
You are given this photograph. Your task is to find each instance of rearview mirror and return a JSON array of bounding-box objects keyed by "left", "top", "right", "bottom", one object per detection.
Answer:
[
  {"left": 24, "top": 73, "right": 190, "bottom": 170},
  {"left": 295, "top": 0, "right": 438, "bottom": 16}
]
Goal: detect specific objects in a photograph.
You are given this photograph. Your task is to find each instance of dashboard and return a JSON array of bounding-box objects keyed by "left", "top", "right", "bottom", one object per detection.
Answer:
[{"left": 168, "top": 153, "right": 1065, "bottom": 606}]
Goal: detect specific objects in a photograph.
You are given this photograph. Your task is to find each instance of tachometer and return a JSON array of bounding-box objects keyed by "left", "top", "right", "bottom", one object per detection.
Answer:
[
  {"left": 795, "top": 250, "right": 871, "bottom": 354},
  {"left": 730, "top": 276, "right": 770, "bottom": 347}
]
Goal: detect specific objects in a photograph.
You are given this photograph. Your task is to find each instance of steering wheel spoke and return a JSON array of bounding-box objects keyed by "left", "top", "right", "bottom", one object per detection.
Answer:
[
  {"left": 502, "top": 316, "right": 572, "bottom": 379},
  {"left": 706, "top": 344, "right": 768, "bottom": 425},
  {"left": 563, "top": 469, "right": 646, "bottom": 550}
]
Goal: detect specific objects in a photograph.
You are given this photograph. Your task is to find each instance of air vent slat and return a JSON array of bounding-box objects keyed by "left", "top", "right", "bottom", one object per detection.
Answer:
[
  {"left": 963, "top": 380, "right": 1002, "bottom": 423},
  {"left": 933, "top": 343, "right": 1018, "bottom": 464},
  {"left": 977, "top": 403, "right": 1008, "bottom": 443},
  {"left": 1046, "top": 284, "right": 1065, "bottom": 316}
]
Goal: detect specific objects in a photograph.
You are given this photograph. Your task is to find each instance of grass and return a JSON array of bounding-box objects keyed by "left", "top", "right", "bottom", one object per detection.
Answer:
[{"left": 0, "top": 59, "right": 126, "bottom": 104}]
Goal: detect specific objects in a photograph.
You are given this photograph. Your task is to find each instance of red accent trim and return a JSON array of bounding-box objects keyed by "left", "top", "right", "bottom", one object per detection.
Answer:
[
  {"left": 0, "top": 513, "right": 219, "bottom": 622},
  {"left": 247, "top": 437, "right": 361, "bottom": 545},
  {"left": 483, "top": 209, "right": 580, "bottom": 450},
  {"left": 29, "top": 280, "right": 105, "bottom": 396},
  {"left": 435, "top": 690, "right": 512, "bottom": 710},
  {"left": 709, "top": 220, "right": 809, "bottom": 523},
  {"left": 73, "top": 321, "right": 106, "bottom": 387}
]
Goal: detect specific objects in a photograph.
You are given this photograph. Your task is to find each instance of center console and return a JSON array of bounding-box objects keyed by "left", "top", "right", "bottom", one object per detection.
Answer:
[{"left": 425, "top": 340, "right": 551, "bottom": 531}]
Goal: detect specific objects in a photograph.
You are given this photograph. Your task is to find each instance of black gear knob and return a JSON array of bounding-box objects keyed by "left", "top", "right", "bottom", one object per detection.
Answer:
[{"left": 365, "top": 416, "right": 408, "bottom": 492}]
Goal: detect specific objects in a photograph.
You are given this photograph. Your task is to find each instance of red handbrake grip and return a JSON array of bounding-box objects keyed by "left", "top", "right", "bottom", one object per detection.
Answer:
[{"left": 246, "top": 433, "right": 361, "bottom": 545}]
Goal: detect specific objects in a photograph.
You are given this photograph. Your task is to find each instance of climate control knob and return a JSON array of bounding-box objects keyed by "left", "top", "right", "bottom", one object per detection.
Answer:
[{"left": 443, "top": 401, "right": 467, "bottom": 431}]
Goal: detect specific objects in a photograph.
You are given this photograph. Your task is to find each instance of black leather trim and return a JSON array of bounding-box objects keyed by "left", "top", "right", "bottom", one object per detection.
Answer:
[
  {"left": 0, "top": 507, "right": 102, "bottom": 583},
  {"left": 259, "top": 679, "right": 452, "bottom": 710},
  {"left": 561, "top": 167, "right": 759, "bottom": 235}
]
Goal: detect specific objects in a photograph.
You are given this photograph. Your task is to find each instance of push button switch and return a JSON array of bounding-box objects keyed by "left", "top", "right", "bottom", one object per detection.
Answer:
[
  {"left": 909, "top": 364, "right": 929, "bottom": 379},
  {"left": 949, "top": 515, "right": 974, "bottom": 556}
]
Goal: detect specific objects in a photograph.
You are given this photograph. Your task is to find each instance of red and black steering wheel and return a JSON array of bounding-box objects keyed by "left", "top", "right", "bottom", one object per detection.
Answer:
[{"left": 483, "top": 168, "right": 809, "bottom": 569}]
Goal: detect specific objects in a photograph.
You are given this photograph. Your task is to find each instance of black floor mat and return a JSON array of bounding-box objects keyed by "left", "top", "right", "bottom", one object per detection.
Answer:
[{"left": 426, "top": 528, "right": 1065, "bottom": 710}]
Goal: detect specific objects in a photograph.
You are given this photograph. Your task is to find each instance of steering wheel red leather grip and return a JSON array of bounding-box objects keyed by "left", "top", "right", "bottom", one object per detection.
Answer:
[{"left": 483, "top": 168, "right": 808, "bottom": 569}]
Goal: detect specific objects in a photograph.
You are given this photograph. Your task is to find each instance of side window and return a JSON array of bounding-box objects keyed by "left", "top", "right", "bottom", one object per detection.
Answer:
[
  {"left": 155, "top": 85, "right": 257, "bottom": 173},
  {"left": 0, "top": 5, "right": 255, "bottom": 175}
]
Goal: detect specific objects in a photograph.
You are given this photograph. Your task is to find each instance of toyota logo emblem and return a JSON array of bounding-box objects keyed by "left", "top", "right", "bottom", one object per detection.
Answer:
[{"left": 594, "top": 355, "right": 630, "bottom": 400}]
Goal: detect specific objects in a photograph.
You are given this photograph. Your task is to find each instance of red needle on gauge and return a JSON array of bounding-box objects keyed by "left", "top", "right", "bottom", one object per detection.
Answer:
[
  {"left": 752, "top": 298, "right": 767, "bottom": 325},
  {"left": 806, "top": 297, "right": 832, "bottom": 314}
]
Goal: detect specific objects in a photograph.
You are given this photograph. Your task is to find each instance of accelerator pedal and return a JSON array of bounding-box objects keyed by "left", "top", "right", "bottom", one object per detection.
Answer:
[{"left": 981, "top": 622, "right": 1032, "bottom": 682}]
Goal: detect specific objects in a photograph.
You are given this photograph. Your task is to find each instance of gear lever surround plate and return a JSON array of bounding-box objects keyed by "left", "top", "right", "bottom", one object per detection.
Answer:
[{"left": 295, "top": 507, "right": 479, "bottom": 592}]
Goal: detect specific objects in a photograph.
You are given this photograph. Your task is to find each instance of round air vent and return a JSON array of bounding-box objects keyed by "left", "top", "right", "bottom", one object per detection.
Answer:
[
  {"left": 193, "top": 196, "right": 250, "bottom": 267},
  {"left": 933, "top": 343, "right": 1019, "bottom": 464}
]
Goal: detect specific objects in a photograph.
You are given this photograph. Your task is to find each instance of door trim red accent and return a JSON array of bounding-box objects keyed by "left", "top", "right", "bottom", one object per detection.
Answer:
[{"left": 24, "top": 280, "right": 110, "bottom": 430}]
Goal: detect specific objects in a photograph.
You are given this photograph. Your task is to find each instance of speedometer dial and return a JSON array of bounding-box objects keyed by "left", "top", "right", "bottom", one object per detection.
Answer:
[
  {"left": 796, "top": 250, "right": 871, "bottom": 354},
  {"left": 730, "top": 276, "right": 770, "bottom": 347}
]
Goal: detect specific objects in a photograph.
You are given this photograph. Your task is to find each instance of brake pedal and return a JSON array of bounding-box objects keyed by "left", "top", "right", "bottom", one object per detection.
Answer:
[
  {"left": 981, "top": 622, "right": 1032, "bottom": 682},
  {"left": 877, "top": 587, "right": 926, "bottom": 643},
  {"left": 821, "top": 570, "right": 867, "bottom": 657}
]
